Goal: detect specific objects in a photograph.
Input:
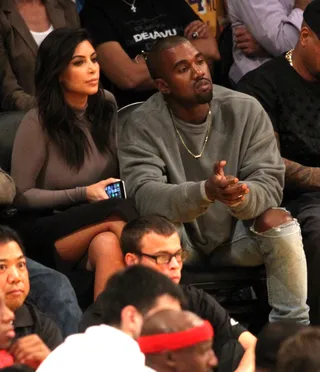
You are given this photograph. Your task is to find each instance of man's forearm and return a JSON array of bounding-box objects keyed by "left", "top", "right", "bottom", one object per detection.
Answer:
[
  {"left": 284, "top": 158, "right": 320, "bottom": 192},
  {"left": 236, "top": 331, "right": 256, "bottom": 372},
  {"left": 235, "top": 347, "right": 255, "bottom": 372}
]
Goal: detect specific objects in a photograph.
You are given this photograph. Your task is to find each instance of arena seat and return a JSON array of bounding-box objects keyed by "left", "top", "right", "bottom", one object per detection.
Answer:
[{"left": 0, "top": 111, "right": 25, "bottom": 173}]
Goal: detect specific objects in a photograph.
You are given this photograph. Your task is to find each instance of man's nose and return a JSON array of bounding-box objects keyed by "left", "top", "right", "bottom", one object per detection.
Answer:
[
  {"left": 169, "top": 256, "right": 181, "bottom": 269},
  {"left": 7, "top": 267, "right": 22, "bottom": 283},
  {"left": 2, "top": 305, "right": 14, "bottom": 324},
  {"left": 208, "top": 350, "right": 218, "bottom": 368},
  {"left": 192, "top": 64, "right": 205, "bottom": 78}
]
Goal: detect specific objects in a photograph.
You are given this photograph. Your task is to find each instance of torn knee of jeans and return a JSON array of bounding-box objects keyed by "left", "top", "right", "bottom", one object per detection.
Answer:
[
  {"left": 250, "top": 219, "right": 298, "bottom": 235},
  {"left": 253, "top": 208, "right": 293, "bottom": 233}
]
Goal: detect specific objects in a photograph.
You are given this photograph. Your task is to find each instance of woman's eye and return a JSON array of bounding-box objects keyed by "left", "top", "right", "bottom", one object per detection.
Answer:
[{"left": 73, "top": 60, "right": 83, "bottom": 66}]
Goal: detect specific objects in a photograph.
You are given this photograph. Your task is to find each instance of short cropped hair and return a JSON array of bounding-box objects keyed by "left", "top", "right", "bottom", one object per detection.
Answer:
[
  {"left": 277, "top": 327, "right": 320, "bottom": 372},
  {"left": 0, "top": 225, "right": 25, "bottom": 253},
  {"left": 99, "top": 265, "right": 185, "bottom": 326},
  {"left": 146, "top": 36, "right": 189, "bottom": 79},
  {"left": 255, "top": 321, "right": 306, "bottom": 370},
  {"left": 120, "top": 215, "right": 178, "bottom": 256}
]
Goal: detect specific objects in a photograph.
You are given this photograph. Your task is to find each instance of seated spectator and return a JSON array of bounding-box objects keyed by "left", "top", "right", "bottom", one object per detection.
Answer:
[
  {"left": 0, "top": 169, "right": 82, "bottom": 338},
  {"left": 118, "top": 35, "right": 309, "bottom": 325},
  {"left": 255, "top": 322, "right": 307, "bottom": 372},
  {"left": 36, "top": 265, "right": 184, "bottom": 371},
  {"left": 11, "top": 28, "right": 137, "bottom": 300},
  {"left": 0, "top": 169, "right": 15, "bottom": 205},
  {"left": 81, "top": 215, "right": 256, "bottom": 372},
  {"left": 0, "top": 227, "right": 63, "bottom": 369},
  {"left": 227, "top": 0, "right": 309, "bottom": 84},
  {"left": 0, "top": 0, "right": 79, "bottom": 111},
  {"left": 237, "top": 0, "right": 320, "bottom": 325},
  {"left": 0, "top": 284, "right": 62, "bottom": 371},
  {"left": 80, "top": 0, "right": 220, "bottom": 107},
  {"left": 139, "top": 309, "right": 217, "bottom": 372},
  {"left": 277, "top": 327, "right": 320, "bottom": 372}
]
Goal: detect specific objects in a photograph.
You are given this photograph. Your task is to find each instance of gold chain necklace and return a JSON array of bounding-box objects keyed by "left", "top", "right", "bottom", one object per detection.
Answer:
[
  {"left": 170, "top": 109, "right": 212, "bottom": 159},
  {"left": 285, "top": 49, "right": 293, "bottom": 67}
]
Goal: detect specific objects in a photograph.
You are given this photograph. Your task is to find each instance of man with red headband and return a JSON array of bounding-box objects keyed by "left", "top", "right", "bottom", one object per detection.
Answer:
[{"left": 138, "top": 309, "right": 217, "bottom": 372}]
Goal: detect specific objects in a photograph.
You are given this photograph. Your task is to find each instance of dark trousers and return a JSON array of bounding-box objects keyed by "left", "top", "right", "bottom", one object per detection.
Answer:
[{"left": 285, "top": 192, "right": 320, "bottom": 324}]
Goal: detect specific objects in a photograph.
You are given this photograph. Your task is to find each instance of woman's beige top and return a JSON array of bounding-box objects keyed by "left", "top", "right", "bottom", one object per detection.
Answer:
[{"left": 11, "top": 91, "right": 119, "bottom": 209}]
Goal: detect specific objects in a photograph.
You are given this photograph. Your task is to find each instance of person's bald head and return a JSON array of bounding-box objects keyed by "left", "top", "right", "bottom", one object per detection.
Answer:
[
  {"left": 142, "top": 309, "right": 204, "bottom": 335},
  {"left": 140, "top": 310, "right": 217, "bottom": 372}
]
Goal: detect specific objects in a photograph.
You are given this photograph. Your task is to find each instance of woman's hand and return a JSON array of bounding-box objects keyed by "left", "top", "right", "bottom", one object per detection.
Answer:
[{"left": 86, "top": 178, "right": 120, "bottom": 203}]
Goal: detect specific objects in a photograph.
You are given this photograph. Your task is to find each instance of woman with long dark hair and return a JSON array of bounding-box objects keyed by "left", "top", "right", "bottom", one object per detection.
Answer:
[{"left": 11, "top": 28, "right": 137, "bottom": 300}]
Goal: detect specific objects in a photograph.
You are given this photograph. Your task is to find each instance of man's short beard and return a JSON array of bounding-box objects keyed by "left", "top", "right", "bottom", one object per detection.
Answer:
[{"left": 195, "top": 90, "right": 213, "bottom": 104}]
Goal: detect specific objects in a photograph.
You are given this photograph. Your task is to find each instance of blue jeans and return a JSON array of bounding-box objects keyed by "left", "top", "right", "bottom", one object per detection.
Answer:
[
  {"left": 27, "top": 258, "right": 82, "bottom": 338},
  {"left": 187, "top": 212, "right": 310, "bottom": 324}
]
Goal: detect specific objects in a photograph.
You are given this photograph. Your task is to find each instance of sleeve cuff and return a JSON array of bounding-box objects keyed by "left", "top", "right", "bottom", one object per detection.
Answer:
[
  {"left": 287, "top": 8, "right": 304, "bottom": 30},
  {"left": 200, "top": 181, "right": 215, "bottom": 202}
]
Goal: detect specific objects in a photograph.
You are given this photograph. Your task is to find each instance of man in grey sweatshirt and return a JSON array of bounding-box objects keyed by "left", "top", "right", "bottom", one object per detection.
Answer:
[{"left": 118, "top": 36, "right": 309, "bottom": 325}]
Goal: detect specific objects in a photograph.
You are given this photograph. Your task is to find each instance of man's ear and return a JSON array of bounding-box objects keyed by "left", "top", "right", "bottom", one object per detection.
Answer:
[
  {"left": 125, "top": 253, "right": 139, "bottom": 266},
  {"left": 121, "top": 305, "right": 143, "bottom": 339},
  {"left": 166, "top": 351, "right": 177, "bottom": 369},
  {"left": 155, "top": 78, "right": 170, "bottom": 95},
  {"left": 300, "top": 26, "right": 310, "bottom": 48}
]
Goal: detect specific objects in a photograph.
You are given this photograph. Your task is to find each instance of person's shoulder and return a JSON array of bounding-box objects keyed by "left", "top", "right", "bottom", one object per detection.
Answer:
[
  {"left": 25, "top": 302, "right": 63, "bottom": 348},
  {"left": 24, "top": 302, "right": 56, "bottom": 327},
  {"left": 129, "top": 92, "right": 166, "bottom": 122},
  {"left": 240, "top": 55, "right": 286, "bottom": 84},
  {"left": 101, "top": 89, "right": 118, "bottom": 110},
  {"left": 180, "top": 284, "right": 206, "bottom": 304},
  {"left": 79, "top": 302, "right": 104, "bottom": 332},
  {"left": 213, "top": 84, "right": 263, "bottom": 113},
  {"left": 20, "top": 108, "right": 42, "bottom": 129}
]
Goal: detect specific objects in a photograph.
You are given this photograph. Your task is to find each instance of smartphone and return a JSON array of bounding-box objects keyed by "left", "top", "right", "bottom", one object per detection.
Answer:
[{"left": 105, "top": 180, "right": 127, "bottom": 199}]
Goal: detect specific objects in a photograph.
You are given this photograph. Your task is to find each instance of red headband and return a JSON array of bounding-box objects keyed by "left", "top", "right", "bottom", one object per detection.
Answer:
[{"left": 138, "top": 320, "right": 214, "bottom": 354}]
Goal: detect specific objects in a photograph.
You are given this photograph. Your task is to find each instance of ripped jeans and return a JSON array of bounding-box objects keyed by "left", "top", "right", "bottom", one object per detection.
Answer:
[{"left": 208, "top": 212, "right": 309, "bottom": 324}]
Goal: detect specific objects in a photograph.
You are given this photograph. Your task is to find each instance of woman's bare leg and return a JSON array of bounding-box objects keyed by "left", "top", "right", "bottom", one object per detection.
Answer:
[
  {"left": 86, "top": 231, "right": 124, "bottom": 300},
  {"left": 54, "top": 217, "right": 126, "bottom": 262}
]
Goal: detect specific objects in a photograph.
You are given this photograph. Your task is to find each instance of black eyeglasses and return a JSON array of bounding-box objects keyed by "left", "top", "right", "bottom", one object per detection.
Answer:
[{"left": 138, "top": 249, "right": 189, "bottom": 265}]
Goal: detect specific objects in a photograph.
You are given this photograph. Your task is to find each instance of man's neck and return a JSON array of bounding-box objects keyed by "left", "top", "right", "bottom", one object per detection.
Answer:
[
  {"left": 166, "top": 100, "right": 210, "bottom": 124},
  {"left": 292, "top": 46, "right": 319, "bottom": 83}
]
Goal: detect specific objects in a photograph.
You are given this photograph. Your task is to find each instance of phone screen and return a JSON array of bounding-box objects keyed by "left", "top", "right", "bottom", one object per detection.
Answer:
[{"left": 105, "top": 181, "right": 127, "bottom": 199}]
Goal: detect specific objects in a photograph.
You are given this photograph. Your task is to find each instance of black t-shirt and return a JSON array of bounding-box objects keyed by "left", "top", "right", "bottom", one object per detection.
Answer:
[
  {"left": 237, "top": 56, "right": 320, "bottom": 169},
  {"left": 80, "top": 0, "right": 199, "bottom": 107},
  {"left": 14, "top": 302, "right": 63, "bottom": 350},
  {"left": 79, "top": 284, "right": 246, "bottom": 354}
]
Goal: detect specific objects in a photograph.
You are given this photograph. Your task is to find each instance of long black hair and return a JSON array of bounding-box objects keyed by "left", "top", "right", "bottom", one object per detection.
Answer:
[{"left": 35, "top": 28, "right": 115, "bottom": 171}]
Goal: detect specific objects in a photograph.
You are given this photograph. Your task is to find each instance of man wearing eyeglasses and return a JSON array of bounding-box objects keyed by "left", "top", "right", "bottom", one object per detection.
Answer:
[{"left": 80, "top": 215, "right": 257, "bottom": 372}]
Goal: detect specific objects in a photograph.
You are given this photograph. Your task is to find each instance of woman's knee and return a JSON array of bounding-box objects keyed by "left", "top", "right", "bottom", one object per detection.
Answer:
[{"left": 88, "top": 231, "right": 122, "bottom": 261}]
